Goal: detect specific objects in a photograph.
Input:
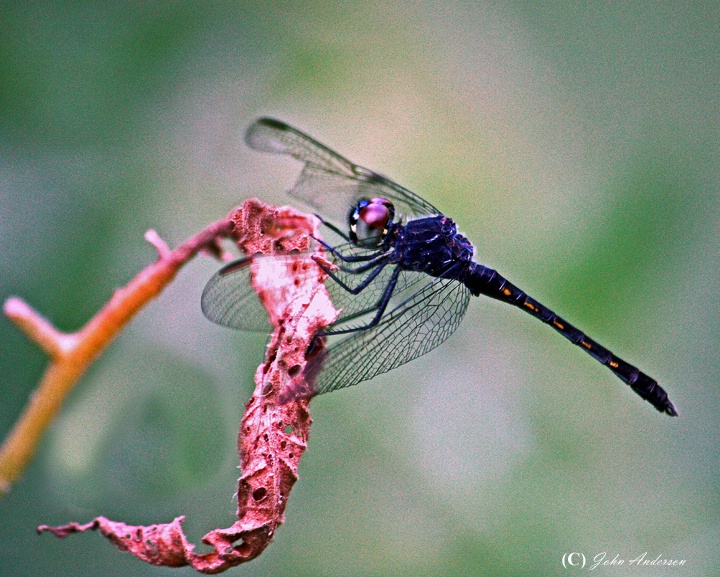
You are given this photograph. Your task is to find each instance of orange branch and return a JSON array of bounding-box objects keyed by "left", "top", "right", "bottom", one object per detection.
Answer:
[{"left": 0, "top": 216, "right": 235, "bottom": 494}]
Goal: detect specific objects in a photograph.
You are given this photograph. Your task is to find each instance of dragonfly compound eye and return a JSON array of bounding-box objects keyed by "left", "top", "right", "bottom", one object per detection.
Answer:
[{"left": 349, "top": 197, "right": 395, "bottom": 247}]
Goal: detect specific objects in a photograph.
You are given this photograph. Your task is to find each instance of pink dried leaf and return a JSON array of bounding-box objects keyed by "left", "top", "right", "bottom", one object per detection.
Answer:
[
  {"left": 39, "top": 199, "right": 339, "bottom": 573},
  {"left": 38, "top": 517, "right": 194, "bottom": 568}
]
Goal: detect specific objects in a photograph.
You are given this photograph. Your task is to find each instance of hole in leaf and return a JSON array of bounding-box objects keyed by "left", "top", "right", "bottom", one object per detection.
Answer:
[
  {"left": 252, "top": 487, "right": 267, "bottom": 501},
  {"left": 288, "top": 364, "right": 301, "bottom": 377}
]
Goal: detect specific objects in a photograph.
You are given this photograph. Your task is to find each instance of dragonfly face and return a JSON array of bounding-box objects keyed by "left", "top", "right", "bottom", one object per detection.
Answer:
[{"left": 201, "top": 117, "right": 677, "bottom": 416}]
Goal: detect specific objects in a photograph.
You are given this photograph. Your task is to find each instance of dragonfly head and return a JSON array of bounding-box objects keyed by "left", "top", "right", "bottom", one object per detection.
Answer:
[{"left": 349, "top": 197, "right": 395, "bottom": 248}]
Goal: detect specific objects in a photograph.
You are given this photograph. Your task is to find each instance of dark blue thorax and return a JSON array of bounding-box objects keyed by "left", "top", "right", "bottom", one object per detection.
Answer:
[{"left": 391, "top": 216, "right": 474, "bottom": 278}]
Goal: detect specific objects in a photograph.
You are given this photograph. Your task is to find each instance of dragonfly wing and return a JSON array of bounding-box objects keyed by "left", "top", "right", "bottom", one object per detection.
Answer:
[
  {"left": 201, "top": 258, "right": 273, "bottom": 332},
  {"left": 202, "top": 247, "right": 394, "bottom": 329},
  {"left": 245, "top": 117, "right": 442, "bottom": 224},
  {"left": 308, "top": 270, "right": 471, "bottom": 396},
  {"left": 202, "top": 245, "right": 407, "bottom": 332}
]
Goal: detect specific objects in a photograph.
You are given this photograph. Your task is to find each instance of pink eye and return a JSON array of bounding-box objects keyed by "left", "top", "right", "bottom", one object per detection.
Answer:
[
  {"left": 349, "top": 197, "right": 395, "bottom": 247},
  {"left": 360, "top": 201, "right": 390, "bottom": 229}
]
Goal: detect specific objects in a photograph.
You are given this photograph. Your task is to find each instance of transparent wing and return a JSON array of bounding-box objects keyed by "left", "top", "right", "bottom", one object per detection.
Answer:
[
  {"left": 201, "top": 247, "right": 417, "bottom": 332},
  {"left": 201, "top": 258, "right": 273, "bottom": 332},
  {"left": 245, "top": 117, "right": 442, "bottom": 226},
  {"left": 203, "top": 252, "right": 471, "bottom": 398},
  {"left": 307, "top": 270, "right": 471, "bottom": 396}
]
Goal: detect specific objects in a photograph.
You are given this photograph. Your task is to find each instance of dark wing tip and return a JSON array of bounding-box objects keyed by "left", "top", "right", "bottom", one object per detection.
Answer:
[
  {"left": 245, "top": 117, "right": 293, "bottom": 153},
  {"left": 255, "top": 117, "right": 289, "bottom": 130}
]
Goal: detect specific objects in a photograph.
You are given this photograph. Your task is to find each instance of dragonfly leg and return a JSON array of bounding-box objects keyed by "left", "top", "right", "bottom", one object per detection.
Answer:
[
  {"left": 308, "top": 265, "right": 402, "bottom": 352},
  {"left": 315, "top": 257, "right": 390, "bottom": 295},
  {"left": 315, "top": 251, "right": 391, "bottom": 277},
  {"left": 313, "top": 235, "right": 388, "bottom": 263}
]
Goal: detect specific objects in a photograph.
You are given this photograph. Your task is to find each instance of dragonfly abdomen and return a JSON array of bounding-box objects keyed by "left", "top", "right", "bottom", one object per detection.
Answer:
[{"left": 465, "top": 262, "right": 677, "bottom": 416}]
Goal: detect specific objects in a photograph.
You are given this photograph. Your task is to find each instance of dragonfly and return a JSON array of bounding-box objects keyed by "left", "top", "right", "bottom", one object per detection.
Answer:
[{"left": 202, "top": 117, "right": 677, "bottom": 416}]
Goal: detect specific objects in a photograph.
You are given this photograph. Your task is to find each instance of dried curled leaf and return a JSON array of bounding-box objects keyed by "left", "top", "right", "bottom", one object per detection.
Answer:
[
  {"left": 38, "top": 199, "right": 339, "bottom": 573},
  {"left": 38, "top": 517, "right": 194, "bottom": 568}
]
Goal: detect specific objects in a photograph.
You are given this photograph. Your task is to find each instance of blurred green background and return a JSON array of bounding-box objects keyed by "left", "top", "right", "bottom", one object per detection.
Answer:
[{"left": 1, "top": 1, "right": 718, "bottom": 576}]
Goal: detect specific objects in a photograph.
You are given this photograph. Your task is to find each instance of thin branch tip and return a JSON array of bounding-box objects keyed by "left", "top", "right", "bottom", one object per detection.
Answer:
[
  {"left": 144, "top": 229, "right": 172, "bottom": 258},
  {"left": 3, "top": 297, "right": 69, "bottom": 358},
  {"left": 4, "top": 295, "right": 33, "bottom": 319}
]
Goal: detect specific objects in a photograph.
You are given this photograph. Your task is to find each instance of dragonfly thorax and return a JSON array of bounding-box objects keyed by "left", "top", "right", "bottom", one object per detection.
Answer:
[{"left": 394, "top": 215, "right": 475, "bottom": 278}]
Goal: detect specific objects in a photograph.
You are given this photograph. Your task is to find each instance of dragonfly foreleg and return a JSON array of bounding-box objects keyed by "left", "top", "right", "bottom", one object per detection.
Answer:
[
  {"left": 313, "top": 235, "right": 388, "bottom": 263},
  {"left": 315, "top": 257, "right": 390, "bottom": 295},
  {"left": 318, "top": 252, "right": 391, "bottom": 277}
]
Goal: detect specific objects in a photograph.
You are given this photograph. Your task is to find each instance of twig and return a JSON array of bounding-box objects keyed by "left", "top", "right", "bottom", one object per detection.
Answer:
[
  {"left": 30, "top": 199, "right": 338, "bottom": 572},
  {"left": 0, "top": 213, "right": 236, "bottom": 493}
]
